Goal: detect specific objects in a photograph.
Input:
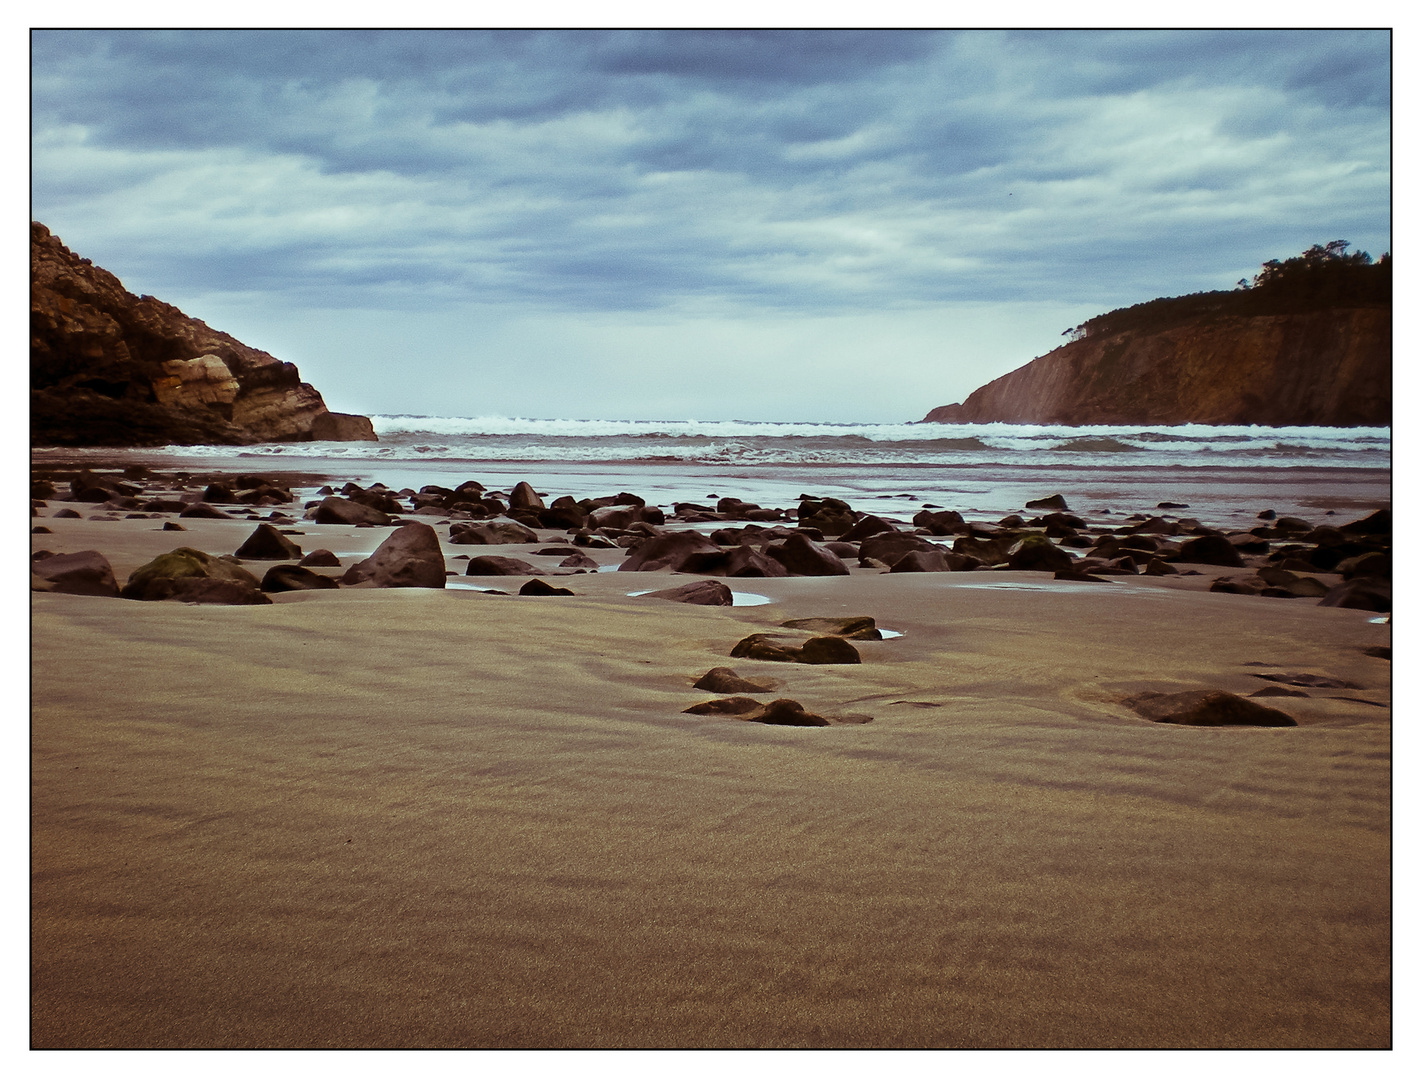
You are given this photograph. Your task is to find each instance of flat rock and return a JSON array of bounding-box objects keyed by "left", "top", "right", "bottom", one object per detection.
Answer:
[
  {"left": 465, "top": 555, "right": 538, "bottom": 576},
  {"left": 260, "top": 564, "right": 339, "bottom": 592},
  {"left": 1249, "top": 672, "right": 1363, "bottom": 689},
  {"left": 692, "top": 667, "right": 779, "bottom": 693},
  {"left": 781, "top": 616, "right": 881, "bottom": 639},
  {"left": 1123, "top": 689, "right": 1297, "bottom": 727},
  {"left": 519, "top": 578, "right": 575, "bottom": 596},
  {"left": 645, "top": 580, "right": 734, "bottom": 606},
  {"left": 310, "top": 496, "right": 391, "bottom": 527},
  {"left": 31, "top": 550, "right": 119, "bottom": 597}
]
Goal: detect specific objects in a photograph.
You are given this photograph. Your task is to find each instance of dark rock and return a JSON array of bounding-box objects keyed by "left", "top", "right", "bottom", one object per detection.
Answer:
[
  {"left": 260, "top": 564, "right": 339, "bottom": 592},
  {"left": 121, "top": 547, "right": 266, "bottom": 602},
  {"left": 1362, "top": 646, "right": 1390, "bottom": 660},
  {"left": 1249, "top": 687, "right": 1310, "bottom": 698},
  {"left": 178, "top": 502, "right": 236, "bottom": 520},
  {"left": 1210, "top": 578, "right": 1260, "bottom": 595},
  {"left": 342, "top": 522, "right": 446, "bottom": 588},
  {"left": 683, "top": 697, "right": 766, "bottom": 716},
  {"left": 32, "top": 525, "right": 52, "bottom": 534},
  {"left": 1123, "top": 690, "right": 1297, "bottom": 727},
  {"left": 693, "top": 667, "right": 778, "bottom": 693},
  {"left": 645, "top": 580, "right": 734, "bottom": 606},
  {"left": 310, "top": 496, "right": 392, "bottom": 527},
  {"left": 1340, "top": 509, "right": 1390, "bottom": 536},
  {"left": 859, "top": 532, "right": 940, "bottom": 566},
  {"left": 618, "top": 531, "right": 723, "bottom": 572},
  {"left": 1318, "top": 577, "right": 1390, "bottom": 612},
  {"left": 1177, "top": 534, "right": 1245, "bottom": 567},
  {"left": 1024, "top": 494, "right": 1069, "bottom": 511},
  {"left": 722, "top": 545, "right": 791, "bottom": 578},
  {"left": 464, "top": 555, "right": 539, "bottom": 576},
  {"left": 889, "top": 549, "right": 966, "bottom": 573},
  {"left": 234, "top": 523, "right": 303, "bottom": 560},
  {"left": 730, "top": 633, "right": 860, "bottom": 664},
  {"left": 31, "top": 550, "right": 119, "bottom": 597},
  {"left": 519, "top": 578, "right": 575, "bottom": 596},
  {"left": 1337, "top": 551, "right": 1390, "bottom": 580},
  {"left": 508, "top": 481, "right": 546, "bottom": 512},
  {"left": 162, "top": 521, "right": 186, "bottom": 531},
  {"left": 450, "top": 520, "right": 540, "bottom": 545},
  {"left": 299, "top": 548, "right": 341, "bottom": 567},
  {"left": 1054, "top": 569, "right": 1110, "bottom": 583},
  {"left": 52, "top": 508, "right": 82, "bottom": 519},
  {"left": 1249, "top": 672, "right": 1363, "bottom": 689},
  {"left": 558, "top": 552, "right": 601, "bottom": 569},
  {"left": 912, "top": 508, "right": 967, "bottom": 535},
  {"left": 747, "top": 699, "right": 832, "bottom": 727},
  {"left": 765, "top": 533, "right": 850, "bottom": 577},
  {"left": 1006, "top": 534, "right": 1075, "bottom": 573},
  {"left": 838, "top": 515, "right": 897, "bottom": 543},
  {"left": 796, "top": 497, "right": 856, "bottom": 536},
  {"left": 781, "top": 616, "right": 880, "bottom": 639}
]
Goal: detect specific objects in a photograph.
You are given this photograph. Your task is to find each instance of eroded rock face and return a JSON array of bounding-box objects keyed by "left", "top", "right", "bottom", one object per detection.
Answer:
[
  {"left": 921, "top": 308, "right": 1389, "bottom": 426},
  {"left": 31, "top": 221, "right": 374, "bottom": 446}
]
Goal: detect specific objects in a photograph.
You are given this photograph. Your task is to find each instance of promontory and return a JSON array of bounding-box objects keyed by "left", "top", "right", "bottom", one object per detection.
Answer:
[
  {"left": 923, "top": 244, "right": 1390, "bottom": 427},
  {"left": 31, "top": 221, "right": 376, "bottom": 446}
]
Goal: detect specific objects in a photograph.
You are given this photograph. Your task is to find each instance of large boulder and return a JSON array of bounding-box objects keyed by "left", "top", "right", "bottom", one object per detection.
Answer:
[
  {"left": 764, "top": 533, "right": 850, "bottom": 576},
  {"left": 342, "top": 522, "right": 446, "bottom": 588},
  {"left": 721, "top": 545, "right": 791, "bottom": 578},
  {"left": 234, "top": 523, "right": 303, "bottom": 560},
  {"left": 31, "top": 550, "right": 119, "bottom": 597},
  {"left": 838, "top": 515, "right": 897, "bottom": 543},
  {"left": 796, "top": 497, "right": 856, "bottom": 536},
  {"left": 120, "top": 547, "right": 267, "bottom": 603},
  {"left": 912, "top": 508, "right": 967, "bottom": 535}
]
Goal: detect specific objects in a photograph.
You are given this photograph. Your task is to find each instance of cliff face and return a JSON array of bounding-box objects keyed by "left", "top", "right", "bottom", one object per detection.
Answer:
[
  {"left": 31, "top": 221, "right": 376, "bottom": 446},
  {"left": 923, "top": 308, "right": 1390, "bottom": 427}
]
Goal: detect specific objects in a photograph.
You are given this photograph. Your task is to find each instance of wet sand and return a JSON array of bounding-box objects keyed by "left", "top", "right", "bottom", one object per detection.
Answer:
[{"left": 31, "top": 488, "right": 1390, "bottom": 1047}]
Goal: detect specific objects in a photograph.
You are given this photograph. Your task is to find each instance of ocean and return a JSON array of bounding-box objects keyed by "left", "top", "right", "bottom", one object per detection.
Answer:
[{"left": 32, "top": 416, "right": 1392, "bottom": 535}]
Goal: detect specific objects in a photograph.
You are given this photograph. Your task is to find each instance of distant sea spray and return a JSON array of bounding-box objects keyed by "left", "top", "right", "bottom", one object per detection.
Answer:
[{"left": 333, "top": 416, "right": 1391, "bottom": 471}]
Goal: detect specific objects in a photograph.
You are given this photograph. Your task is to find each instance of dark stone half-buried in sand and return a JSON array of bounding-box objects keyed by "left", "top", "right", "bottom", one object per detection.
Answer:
[{"left": 1122, "top": 690, "right": 1297, "bottom": 727}]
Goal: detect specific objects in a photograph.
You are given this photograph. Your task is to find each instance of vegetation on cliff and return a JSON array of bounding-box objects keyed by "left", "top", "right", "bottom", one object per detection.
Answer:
[{"left": 1060, "top": 242, "right": 1390, "bottom": 343}]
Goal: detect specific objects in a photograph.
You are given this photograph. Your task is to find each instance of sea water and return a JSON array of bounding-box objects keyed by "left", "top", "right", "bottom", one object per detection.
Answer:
[{"left": 32, "top": 416, "right": 1391, "bottom": 535}]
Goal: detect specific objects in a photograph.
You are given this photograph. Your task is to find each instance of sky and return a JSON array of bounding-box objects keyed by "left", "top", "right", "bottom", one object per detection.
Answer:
[{"left": 30, "top": 27, "right": 1392, "bottom": 423}]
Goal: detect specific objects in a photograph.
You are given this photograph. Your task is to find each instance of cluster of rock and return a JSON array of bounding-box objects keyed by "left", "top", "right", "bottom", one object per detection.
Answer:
[
  {"left": 31, "top": 222, "right": 375, "bottom": 446},
  {"left": 31, "top": 468, "right": 1393, "bottom": 617},
  {"left": 682, "top": 617, "right": 883, "bottom": 726}
]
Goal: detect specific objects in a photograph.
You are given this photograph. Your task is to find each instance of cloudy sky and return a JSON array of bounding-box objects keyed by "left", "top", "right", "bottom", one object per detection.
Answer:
[{"left": 31, "top": 28, "right": 1391, "bottom": 422}]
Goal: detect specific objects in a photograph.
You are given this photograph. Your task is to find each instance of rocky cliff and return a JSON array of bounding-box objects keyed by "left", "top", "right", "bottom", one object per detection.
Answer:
[
  {"left": 922, "top": 308, "right": 1390, "bottom": 427},
  {"left": 31, "top": 221, "right": 377, "bottom": 446}
]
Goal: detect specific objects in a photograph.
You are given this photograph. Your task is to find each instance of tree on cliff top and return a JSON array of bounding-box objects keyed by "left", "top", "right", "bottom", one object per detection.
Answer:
[{"left": 1062, "top": 241, "right": 1390, "bottom": 342}]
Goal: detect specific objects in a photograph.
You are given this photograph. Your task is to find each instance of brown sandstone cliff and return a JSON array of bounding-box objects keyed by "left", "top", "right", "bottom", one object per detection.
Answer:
[
  {"left": 923, "top": 308, "right": 1390, "bottom": 427},
  {"left": 31, "top": 221, "right": 377, "bottom": 446}
]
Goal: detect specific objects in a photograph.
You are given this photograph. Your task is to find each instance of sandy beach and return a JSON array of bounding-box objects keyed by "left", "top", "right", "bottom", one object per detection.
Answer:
[{"left": 31, "top": 471, "right": 1390, "bottom": 1048}]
